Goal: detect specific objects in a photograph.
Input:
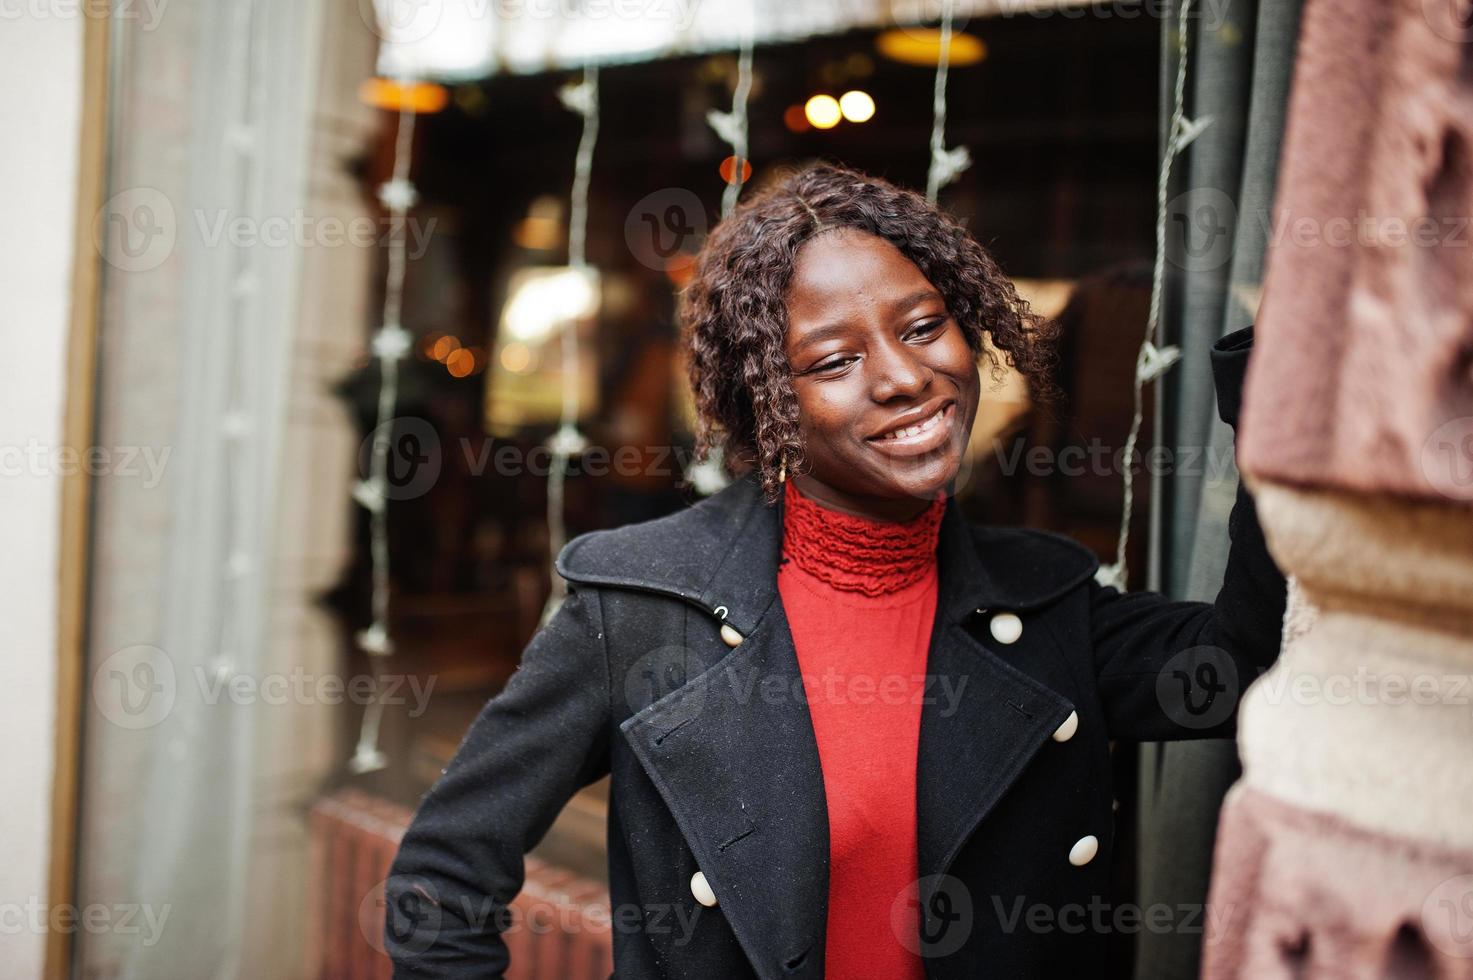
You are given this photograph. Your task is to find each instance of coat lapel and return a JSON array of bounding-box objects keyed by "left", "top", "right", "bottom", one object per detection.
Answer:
[
  {"left": 916, "top": 501, "right": 1082, "bottom": 887},
  {"left": 618, "top": 483, "right": 830, "bottom": 980}
]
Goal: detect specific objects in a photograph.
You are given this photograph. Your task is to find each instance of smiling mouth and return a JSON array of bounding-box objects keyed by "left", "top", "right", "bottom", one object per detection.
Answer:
[
  {"left": 866, "top": 401, "right": 958, "bottom": 456},
  {"left": 874, "top": 404, "right": 948, "bottom": 441}
]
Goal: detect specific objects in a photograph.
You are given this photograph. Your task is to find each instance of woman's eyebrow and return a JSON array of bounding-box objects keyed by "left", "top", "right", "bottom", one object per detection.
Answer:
[
  {"left": 889, "top": 288, "right": 945, "bottom": 312},
  {"left": 790, "top": 321, "right": 853, "bottom": 352},
  {"left": 792, "top": 290, "right": 948, "bottom": 353}
]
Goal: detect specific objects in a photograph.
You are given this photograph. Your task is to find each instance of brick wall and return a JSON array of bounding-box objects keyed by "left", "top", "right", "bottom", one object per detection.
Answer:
[{"left": 308, "top": 790, "right": 613, "bottom": 979}]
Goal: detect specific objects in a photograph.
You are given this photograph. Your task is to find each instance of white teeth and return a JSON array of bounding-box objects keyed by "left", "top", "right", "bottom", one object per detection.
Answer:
[{"left": 882, "top": 407, "right": 944, "bottom": 440}]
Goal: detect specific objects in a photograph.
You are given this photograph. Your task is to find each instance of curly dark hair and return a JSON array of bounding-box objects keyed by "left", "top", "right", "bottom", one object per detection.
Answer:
[{"left": 680, "top": 162, "right": 1060, "bottom": 503}]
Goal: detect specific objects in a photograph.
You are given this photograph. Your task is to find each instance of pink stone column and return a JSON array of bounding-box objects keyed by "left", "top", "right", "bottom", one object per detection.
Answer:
[{"left": 1202, "top": 0, "right": 1473, "bottom": 974}]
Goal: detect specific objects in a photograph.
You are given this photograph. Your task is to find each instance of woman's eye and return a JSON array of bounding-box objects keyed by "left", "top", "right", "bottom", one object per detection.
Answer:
[
  {"left": 909, "top": 318, "right": 946, "bottom": 339},
  {"left": 810, "top": 355, "right": 856, "bottom": 374}
]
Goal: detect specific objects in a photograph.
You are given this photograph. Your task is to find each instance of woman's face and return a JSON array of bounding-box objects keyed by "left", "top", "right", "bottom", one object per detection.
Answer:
[{"left": 783, "top": 227, "right": 980, "bottom": 521}]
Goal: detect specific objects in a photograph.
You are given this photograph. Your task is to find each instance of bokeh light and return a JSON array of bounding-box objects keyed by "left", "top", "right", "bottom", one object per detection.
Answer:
[
  {"left": 719, "top": 155, "right": 753, "bottom": 184},
  {"left": 839, "top": 90, "right": 875, "bottom": 123},
  {"left": 804, "top": 94, "right": 842, "bottom": 129}
]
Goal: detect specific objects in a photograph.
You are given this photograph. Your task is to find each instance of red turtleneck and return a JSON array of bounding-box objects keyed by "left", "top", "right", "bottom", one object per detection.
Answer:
[{"left": 778, "top": 479, "right": 945, "bottom": 980}]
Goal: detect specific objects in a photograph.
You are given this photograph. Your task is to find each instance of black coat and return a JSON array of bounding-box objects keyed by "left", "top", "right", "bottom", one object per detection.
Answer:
[{"left": 386, "top": 326, "right": 1286, "bottom": 979}]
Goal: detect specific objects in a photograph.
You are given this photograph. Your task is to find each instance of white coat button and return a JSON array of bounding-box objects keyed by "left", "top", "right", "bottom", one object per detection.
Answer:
[
  {"left": 989, "top": 612, "right": 1023, "bottom": 645},
  {"left": 691, "top": 871, "right": 718, "bottom": 907},
  {"left": 720, "top": 624, "right": 743, "bottom": 648},
  {"left": 1052, "top": 710, "right": 1079, "bottom": 743},
  {"left": 1069, "top": 835, "right": 1099, "bottom": 867}
]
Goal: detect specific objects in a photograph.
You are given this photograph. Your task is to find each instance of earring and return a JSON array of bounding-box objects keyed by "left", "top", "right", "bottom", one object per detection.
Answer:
[{"left": 778, "top": 457, "right": 787, "bottom": 483}]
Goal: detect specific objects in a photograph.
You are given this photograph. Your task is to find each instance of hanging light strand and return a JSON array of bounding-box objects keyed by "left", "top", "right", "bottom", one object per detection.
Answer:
[
  {"left": 542, "top": 66, "right": 601, "bottom": 623},
  {"left": 925, "top": 0, "right": 971, "bottom": 203},
  {"left": 1096, "top": 0, "right": 1211, "bottom": 591},
  {"left": 708, "top": 27, "right": 755, "bottom": 219},
  {"left": 681, "top": 25, "right": 757, "bottom": 498},
  {"left": 348, "top": 74, "right": 421, "bottom": 775},
  {"left": 564, "top": 66, "right": 599, "bottom": 272},
  {"left": 726, "top": 41, "right": 753, "bottom": 218},
  {"left": 213, "top": 0, "right": 261, "bottom": 694}
]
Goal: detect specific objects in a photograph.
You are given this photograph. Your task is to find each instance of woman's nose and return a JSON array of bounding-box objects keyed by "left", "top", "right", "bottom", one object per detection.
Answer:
[{"left": 869, "top": 341, "right": 933, "bottom": 402}]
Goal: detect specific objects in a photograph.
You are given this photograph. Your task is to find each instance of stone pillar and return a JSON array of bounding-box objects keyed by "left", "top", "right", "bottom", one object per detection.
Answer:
[
  {"left": 1204, "top": 484, "right": 1473, "bottom": 975},
  {"left": 1202, "top": 0, "right": 1473, "bottom": 973}
]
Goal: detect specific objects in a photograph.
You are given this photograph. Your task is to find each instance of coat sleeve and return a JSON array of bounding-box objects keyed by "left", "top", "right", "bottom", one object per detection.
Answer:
[
  {"left": 1089, "top": 326, "right": 1288, "bottom": 741},
  {"left": 384, "top": 586, "right": 612, "bottom": 978}
]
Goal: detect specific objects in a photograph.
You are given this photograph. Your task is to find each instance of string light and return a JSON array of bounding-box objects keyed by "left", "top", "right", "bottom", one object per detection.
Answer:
[
  {"left": 207, "top": 0, "right": 260, "bottom": 721},
  {"left": 686, "top": 13, "right": 756, "bottom": 498},
  {"left": 1096, "top": 0, "right": 1210, "bottom": 591},
  {"left": 706, "top": 21, "right": 754, "bottom": 219},
  {"left": 925, "top": 0, "right": 971, "bottom": 203},
  {"left": 347, "top": 60, "right": 422, "bottom": 774},
  {"left": 541, "top": 65, "right": 600, "bottom": 624}
]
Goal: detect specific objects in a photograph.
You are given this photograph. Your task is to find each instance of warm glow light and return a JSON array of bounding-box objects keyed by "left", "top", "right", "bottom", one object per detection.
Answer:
[
  {"left": 502, "top": 267, "right": 599, "bottom": 342},
  {"left": 783, "top": 105, "right": 811, "bottom": 133},
  {"left": 431, "top": 335, "right": 461, "bottom": 361},
  {"left": 500, "top": 341, "right": 533, "bottom": 374},
  {"left": 804, "top": 94, "right": 842, "bottom": 130},
  {"left": 513, "top": 216, "right": 561, "bottom": 251},
  {"left": 719, "top": 155, "right": 753, "bottom": 185},
  {"left": 875, "top": 29, "right": 987, "bottom": 67},
  {"left": 839, "top": 90, "right": 876, "bottom": 123},
  {"left": 446, "top": 348, "right": 476, "bottom": 378},
  {"left": 358, "top": 77, "right": 450, "bottom": 114},
  {"left": 664, "top": 253, "right": 697, "bottom": 288}
]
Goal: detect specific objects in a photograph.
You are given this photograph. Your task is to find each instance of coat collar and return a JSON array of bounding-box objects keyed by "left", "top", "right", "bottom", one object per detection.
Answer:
[
  {"left": 558, "top": 472, "right": 1096, "bottom": 980},
  {"left": 557, "top": 471, "right": 1099, "bottom": 634}
]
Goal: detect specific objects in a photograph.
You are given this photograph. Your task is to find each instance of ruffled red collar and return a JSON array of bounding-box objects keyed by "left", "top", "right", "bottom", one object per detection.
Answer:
[{"left": 781, "top": 480, "right": 945, "bottom": 597}]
